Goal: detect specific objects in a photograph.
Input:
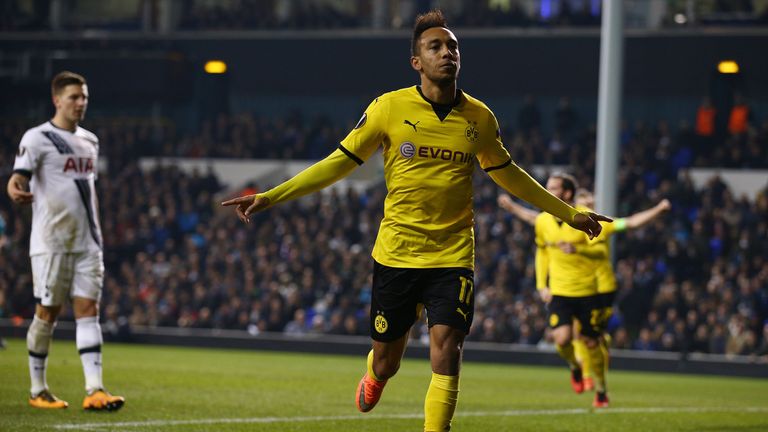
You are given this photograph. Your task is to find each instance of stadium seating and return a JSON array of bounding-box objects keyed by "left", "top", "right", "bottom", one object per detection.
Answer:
[{"left": 1, "top": 109, "right": 766, "bottom": 359}]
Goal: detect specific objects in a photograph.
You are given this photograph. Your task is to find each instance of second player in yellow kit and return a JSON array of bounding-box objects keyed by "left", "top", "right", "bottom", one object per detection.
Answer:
[{"left": 534, "top": 173, "right": 609, "bottom": 408}]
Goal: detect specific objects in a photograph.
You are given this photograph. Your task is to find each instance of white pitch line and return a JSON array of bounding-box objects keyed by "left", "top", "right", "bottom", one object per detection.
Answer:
[{"left": 54, "top": 406, "right": 768, "bottom": 430}]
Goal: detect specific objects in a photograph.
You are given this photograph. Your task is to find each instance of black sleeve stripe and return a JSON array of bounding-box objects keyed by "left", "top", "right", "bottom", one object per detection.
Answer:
[
  {"left": 13, "top": 169, "right": 32, "bottom": 178},
  {"left": 338, "top": 144, "right": 364, "bottom": 166},
  {"left": 483, "top": 158, "right": 512, "bottom": 173}
]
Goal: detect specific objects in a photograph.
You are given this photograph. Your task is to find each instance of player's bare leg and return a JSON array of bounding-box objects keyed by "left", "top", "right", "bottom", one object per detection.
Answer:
[
  {"left": 424, "top": 324, "right": 464, "bottom": 432},
  {"left": 356, "top": 333, "right": 408, "bottom": 412},
  {"left": 73, "top": 297, "right": 125, "bottom": 411},
  {"left": 28, "top": 304, "right": 68, "bottom": 409}
]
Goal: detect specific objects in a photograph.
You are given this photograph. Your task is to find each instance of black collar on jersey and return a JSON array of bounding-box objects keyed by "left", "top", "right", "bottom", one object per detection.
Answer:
[{"left": 416, "top": 86, "right": 463, "bottom": 122}]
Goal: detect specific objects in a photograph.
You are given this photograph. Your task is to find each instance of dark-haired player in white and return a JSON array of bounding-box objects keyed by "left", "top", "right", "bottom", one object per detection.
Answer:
[{"left": 7, "top": 71, "right": 124, "bottom": 411}]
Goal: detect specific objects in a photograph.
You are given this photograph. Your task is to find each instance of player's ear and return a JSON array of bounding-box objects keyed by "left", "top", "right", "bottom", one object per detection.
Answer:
[{"left": 410, "top": 56, "right": 421, "bottom": 72}]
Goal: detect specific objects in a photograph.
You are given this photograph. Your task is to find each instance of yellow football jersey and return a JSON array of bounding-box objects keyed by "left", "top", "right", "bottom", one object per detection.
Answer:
[
  {"left": 534, "top": 206, "right": 605, "bottom": 297},
  {"left": 592, "top": 219, "right": 627, "bottom": 294},
  {"left": 340, "top": 86, "right": 512, "bottom": 269}
]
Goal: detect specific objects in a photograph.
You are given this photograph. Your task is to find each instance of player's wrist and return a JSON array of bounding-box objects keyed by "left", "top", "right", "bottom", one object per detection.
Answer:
[{"left": 567, "top": 207, "right": 581, "bottom": 224}]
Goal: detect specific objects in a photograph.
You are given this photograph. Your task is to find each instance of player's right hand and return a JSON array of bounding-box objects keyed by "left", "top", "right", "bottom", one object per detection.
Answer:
[
  {"left": 569, "top": 211, "right": 612, "bottom": 240},
  {"left": 221, "top": 194, "right": 271, "bottom": 224},
  {"left": 538, "top": 287, "right": 552, "bottom": 304},
  {"left": 7, "top": 177, "right": 33, "bottom": 204}
]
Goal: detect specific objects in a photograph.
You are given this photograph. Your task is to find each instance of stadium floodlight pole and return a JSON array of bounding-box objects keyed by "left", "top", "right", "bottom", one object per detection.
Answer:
[{"left": 595, "top": 0, "right": 624, "bottom": 219}]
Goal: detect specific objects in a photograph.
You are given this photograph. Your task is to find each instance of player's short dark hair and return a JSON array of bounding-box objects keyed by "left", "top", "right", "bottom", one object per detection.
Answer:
[
  {"left": 551, "top": 172, "right": 578, "bottom": 197},
  {"left": 51, "top": 71, "right": 86, "bottom": 96},
  {"left": 412, "top": 9, "right": 449, "bottom": 56}
]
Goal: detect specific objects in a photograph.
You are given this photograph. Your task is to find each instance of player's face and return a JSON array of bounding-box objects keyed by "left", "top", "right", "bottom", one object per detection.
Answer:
[
  {"left": 546, "top": 177, "right": 569, "bottom": 202},
  {"left": 576, "top": 193, "right": 595, "bottom": 209},
  {"left": 54, "top": 84, "right": 89, "bottom": 124},
  {"left": 412, "top": 27, "right": 460, "bottom": 85}
]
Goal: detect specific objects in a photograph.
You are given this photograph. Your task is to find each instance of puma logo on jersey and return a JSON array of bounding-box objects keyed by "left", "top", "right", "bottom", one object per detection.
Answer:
[
  {"left": 63, "top": 157, "right": 94, "bottom": 174},
  {"left": 404, "top": 119, "right": 420, "bottom": 132},
  {"left": 456, "top": 307, "right": 469, "bottom": 322}
]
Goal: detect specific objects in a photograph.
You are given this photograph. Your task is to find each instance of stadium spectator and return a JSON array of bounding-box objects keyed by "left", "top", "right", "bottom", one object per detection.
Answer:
[
  {"left": 695, "top": 96, "right": 717, "bottom": 138},
  {"left": 728, "top": 93, "right": 753, "bottom": 135},
  {"left": 554, "top": 96, "right": 578, "bottom": 140},
  {"left": 517, "top": 94, "right": 542, "bottom": 138}
]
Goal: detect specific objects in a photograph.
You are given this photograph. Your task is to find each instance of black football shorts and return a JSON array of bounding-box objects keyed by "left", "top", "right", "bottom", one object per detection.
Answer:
[{"left": 369, "top": 260, "right": 475, "bottom": 342}]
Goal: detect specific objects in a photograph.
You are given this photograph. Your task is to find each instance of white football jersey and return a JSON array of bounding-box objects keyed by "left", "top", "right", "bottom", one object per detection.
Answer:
[{"left": 13, "top": 121, "right": 102, "bottom": 255}]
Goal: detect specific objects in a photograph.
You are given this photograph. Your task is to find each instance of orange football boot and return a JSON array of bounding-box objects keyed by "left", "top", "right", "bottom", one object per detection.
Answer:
[
  {"left": 82, "top": 389, "right": 125, "bottom": 411},
  {"left": 356, "top": 373, "right": 387, "bottom": 413},
  {"left": 29, "top": 390, "right": 68, "bottom": 409}
]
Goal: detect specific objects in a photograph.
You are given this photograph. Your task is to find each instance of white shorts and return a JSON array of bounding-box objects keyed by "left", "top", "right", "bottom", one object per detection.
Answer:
[{"left": 31, "top": 252, "right": 104, "bottom": 307}]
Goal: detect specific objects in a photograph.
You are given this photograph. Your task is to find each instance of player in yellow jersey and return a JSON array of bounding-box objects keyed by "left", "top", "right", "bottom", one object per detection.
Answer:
[
  {"left": 223, "top": 10, "right": 609, "bottom": 431},
  {"left": 499, "top": 187, "right": 670, "bottom": 407},
  {"left": 571, "top": 189, "right": 670, "bottom": 394},
  {"left": 528, "top": 173, "right": 609, "bottom": 406}
]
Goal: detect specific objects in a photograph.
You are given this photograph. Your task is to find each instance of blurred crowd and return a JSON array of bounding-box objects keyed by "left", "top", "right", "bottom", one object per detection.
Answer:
[
  {"left": 3, "top": 0, "right": 767, "bottom": 32},
  {"left": 1, "top": 100, "right": 767, "bottom": 362}
]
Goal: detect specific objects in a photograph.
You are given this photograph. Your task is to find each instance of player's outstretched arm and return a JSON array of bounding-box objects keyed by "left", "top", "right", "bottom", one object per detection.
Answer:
[
  {"left": 6, "top": 172, "right": 33, "bottom": 205},
  {"left": 221, "top": 148, "right": 360, "bottom": 224},
  {"left": 497, "top": 193, "right": 538, "bottom": 226},
  {"left": 623, "top": 198, "right": 671, "bottom": 230},
  {"left": 488, "top": 163, "right": 611, "bottom": 239}
]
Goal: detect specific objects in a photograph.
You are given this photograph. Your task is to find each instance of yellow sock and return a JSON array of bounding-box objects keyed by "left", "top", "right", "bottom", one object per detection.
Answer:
[
  {"left": 573, "top": 338, "right": 591, "bottom": 378},
  {"left": 424, "top": 373, "right": 459, "bottom": 432},
  {"left": 556, "top": 342, "right": 580, "bottom": 370},
  {"left": 601, "top": 335, "right": 611, "bottom": 373},
  {"left": 588, "top": 343, "right": 606, "bottom": 393},
  {"left": 366, "top": 349, "right": 384, "bottom": 382}
]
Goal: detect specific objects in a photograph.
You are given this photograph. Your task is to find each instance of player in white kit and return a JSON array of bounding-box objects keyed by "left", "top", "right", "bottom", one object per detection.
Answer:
[{"left": 6, "top": 71, "right": 125, "bottom": 411}]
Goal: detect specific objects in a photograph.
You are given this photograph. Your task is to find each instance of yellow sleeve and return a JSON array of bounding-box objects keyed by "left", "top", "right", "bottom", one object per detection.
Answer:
[
  {"left": 534, "top": 218, "right": 549, "bottom": 290},
  {"left": 488, "top": 163, "right": 579, "bottom": 224},
  {"left": 339, "top": 96, "right": 389, "bottom": 163},
  {"left": 260, "top": 149, "right": 359, "bottom": 207},
  {"left": 475, "top": 112, "right": 513, "bottom": 171}
]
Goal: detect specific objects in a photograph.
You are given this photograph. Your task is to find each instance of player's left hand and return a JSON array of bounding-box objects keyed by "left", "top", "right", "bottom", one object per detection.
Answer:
[
  {"left": 569, "top": 211, "right": 612, "bottom": 240},
  {"left": 497, "top": 193, "right": 514, "bottom": 210},
  {"left": 221, "top": 194, "right": 271, "bottom": 224}
]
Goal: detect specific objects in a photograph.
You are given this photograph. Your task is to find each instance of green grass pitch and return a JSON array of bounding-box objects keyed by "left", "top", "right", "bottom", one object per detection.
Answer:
[{"left": 1, "top": 338, "right": 766, "bottom": 431}]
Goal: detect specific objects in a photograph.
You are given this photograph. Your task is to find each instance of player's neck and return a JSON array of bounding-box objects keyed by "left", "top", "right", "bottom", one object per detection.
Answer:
[
  {"left": 50, "top": 115, "right": 77, "bottom": 132},
  {"left": 419, "top": 80, "right": 457, "bottom": 105}
]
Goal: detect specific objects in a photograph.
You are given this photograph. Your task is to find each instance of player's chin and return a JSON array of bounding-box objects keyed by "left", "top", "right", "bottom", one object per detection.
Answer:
[{"left": 435, "top": 72, "right": 458, "bottom": 86}]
